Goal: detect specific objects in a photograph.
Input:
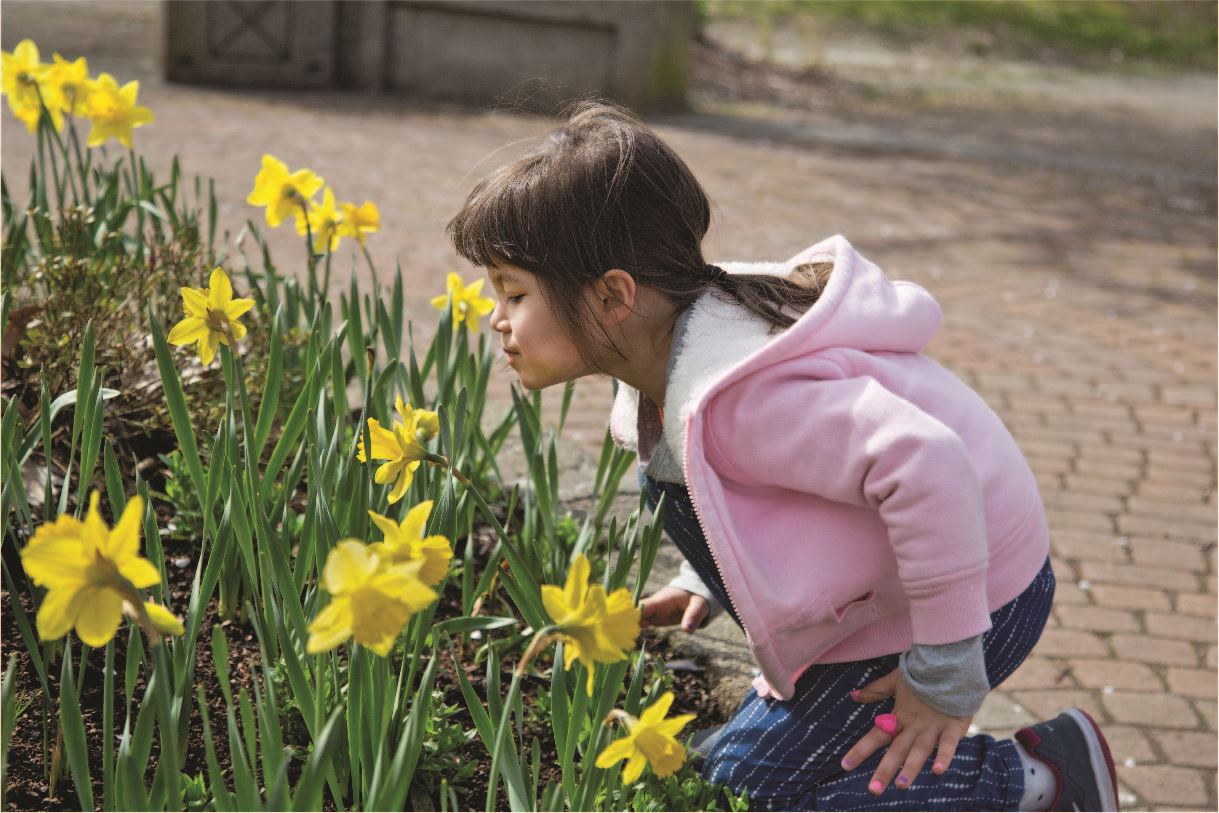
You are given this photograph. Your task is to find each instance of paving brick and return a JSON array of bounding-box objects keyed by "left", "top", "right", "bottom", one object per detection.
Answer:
[
  {"left": 1101, "top": 724, "right": 1157, "bottom": 763},
  {"left": 1148, "top": 730, "right": 1219, "bottom": 769},
  {"left": 1079, "top": 561, "right": 1199, "bottom": 592},
  {"left": 1001, "top": 656, "right": 1070, "bottom": 691},
  {"left": 1076, "top": 445, "right": 1143, "bottom": 465},
  {"left": 1010, "top": 689, "right": 1105, "bottom": 724},
  {"left": 1125, "top": 497, "right": 1217, "bottom": 526},
  {"left": 1055, "top": 605, "right": 1141, "bottom": 634},
  {"left": 1143, "top": 466, "right": 1215, "bottom": 490},
  {"left": 1063, "top": 473, "right": 1135, "bottom": 498},
  {"left": 1165, "top": 668, "right": 1218, "bottom": 700},
  {"left": 1118, "top": 764, "right": 1209, "bottom": 807},
  {"left": 1035, "top": 628, "right": 1110, "bottom": 658},
  {"left": 1069, "top": 398, "right": 1134, "bottom": 421},
  {"left": 1144, "top": 612, "right": 1217, "bottom": 643},
  {"left": 1050, "top": 530, "right": 1130, "bottom": 563},
  {"left": 1089, "top": 583, "right": 1171, "bottom": 611},
  {"left": 1116, "top": 513, "right": 1216, "bottom": 542},
  {"left": 1071, "top": 456, "right": 1143, "bottom": 481},
  {"left": 1144, "top": 450, "right": 1216, "bottom": 475},
  {"left": 1134, "top": 404, "right": 1197, "bottom": 427},
  {"left": 1193, "top": 699, "right": 1217, "bottom": 731},
  {"left": 1067, "top": 658, "right": 1161, "bottom": 691},
  {"left": 1207, "top": 645, "right": 1217, "bottom": 671},
  {"left": 1052, "top": 580, "right": 1092, "bottom": 606},
  {"left": 1048, "top": 508, "right": 1117, "bottom": 534},
  {"left": 1103, "top": 691, "right": 1200, "bottom": 728},
  {"left": 1160, "top": 386, "right": 1217, "bottom": 408},
  {"left": 1175, "top": 592, "right": 1217, "bottom": 618},
  {"left": 1110, "top": 634, "right": 1199, "bottom": 667},
  {"left": 1043, "top": 492, "right": 1125, "bottom": 516},
  {"left": 1128, "top": 537, "right": 1208, "bottom": 571},
  {"left": 1134, "top": 480, "right": 1217, "bottom": 506}
]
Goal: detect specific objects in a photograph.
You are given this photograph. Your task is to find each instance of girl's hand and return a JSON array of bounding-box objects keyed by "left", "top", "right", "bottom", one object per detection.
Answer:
[
  {"left": 639, "top": 586, "right": 709, "bottom": 632},
  {"left": 840, "top": 667, "right": 972, "bottom": 794}
]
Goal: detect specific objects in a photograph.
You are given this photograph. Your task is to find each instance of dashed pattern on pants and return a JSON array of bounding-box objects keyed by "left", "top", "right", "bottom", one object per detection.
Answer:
[{"left": 641, "top": 469, "right": 1056, "bottom": 811}]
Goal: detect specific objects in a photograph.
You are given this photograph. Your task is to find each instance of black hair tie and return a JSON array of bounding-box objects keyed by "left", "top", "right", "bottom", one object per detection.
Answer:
[{"left": 703, "top": 263, "right": 729, "bottom": 285}]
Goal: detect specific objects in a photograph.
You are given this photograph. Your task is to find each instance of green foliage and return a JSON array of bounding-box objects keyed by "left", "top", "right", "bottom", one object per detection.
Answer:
[{"left": 699, "top": 0, "right": 1217, "bottom": 68}]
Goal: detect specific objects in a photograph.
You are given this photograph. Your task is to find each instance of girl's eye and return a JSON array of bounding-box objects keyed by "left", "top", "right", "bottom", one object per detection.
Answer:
[{"left": 505, "top": 295, "right": 524, "bottom": 304}]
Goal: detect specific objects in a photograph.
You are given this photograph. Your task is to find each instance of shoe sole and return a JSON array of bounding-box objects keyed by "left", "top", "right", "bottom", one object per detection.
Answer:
[{"left": 1065, "top": 707, "right": 1119, "bottom": 812}]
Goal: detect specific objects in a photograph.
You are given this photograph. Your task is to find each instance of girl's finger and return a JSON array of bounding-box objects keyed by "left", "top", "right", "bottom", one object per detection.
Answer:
[
  {"left": 681, "top": 596, "right": 709, "bottom": 632},
  {"left": 850, "top": 668, "right": 898, "bottom": 703},
  {"left": 932, "top": 728, "right": 962, "bottom": 775},
  {"left": 894, "top": 733, "right": 937, "bottom": 790},
  {"left": 839, "top": 725, "right": 893, "bottom": 773},
  {"left": 868, "top": 728, "right": 916, "bottom": 795}
]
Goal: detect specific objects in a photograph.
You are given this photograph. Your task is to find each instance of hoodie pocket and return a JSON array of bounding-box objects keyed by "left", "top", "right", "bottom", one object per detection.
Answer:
[{"left": 772, "top": 590, "right": 879, "bottom": 634}]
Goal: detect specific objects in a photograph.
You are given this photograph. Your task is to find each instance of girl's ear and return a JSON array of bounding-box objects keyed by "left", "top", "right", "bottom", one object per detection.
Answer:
[{"left": 592, "top": 269, "right": 636, "bottom": 326}]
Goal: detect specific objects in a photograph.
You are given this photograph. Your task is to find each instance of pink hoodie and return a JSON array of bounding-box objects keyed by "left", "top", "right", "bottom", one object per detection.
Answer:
[{"left": 609, "top": 235, "right": 1050, "bottom": 700}]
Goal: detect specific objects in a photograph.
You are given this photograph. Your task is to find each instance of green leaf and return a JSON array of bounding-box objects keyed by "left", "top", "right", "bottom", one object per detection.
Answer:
[
  {"left": 59, "top": 648, "right": 94, "bottom": 811},
  {"left": 148, "top": 306, "right": 207, "bottom": 499}
]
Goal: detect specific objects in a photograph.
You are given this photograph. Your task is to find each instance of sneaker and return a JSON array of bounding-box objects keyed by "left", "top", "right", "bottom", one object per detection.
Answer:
[{"left": 1015, "top": 708, "right": 1119, "bottom": 811}]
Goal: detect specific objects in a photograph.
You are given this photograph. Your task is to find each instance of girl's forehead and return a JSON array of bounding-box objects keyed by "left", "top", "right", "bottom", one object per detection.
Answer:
[{"left": 489, "top": 264, "right": 526, "bottom": 285}]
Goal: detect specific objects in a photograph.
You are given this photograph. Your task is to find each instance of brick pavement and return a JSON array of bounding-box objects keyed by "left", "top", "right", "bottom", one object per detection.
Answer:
[{"left": 3, "top": 4, "right": 1216, "bottom": 809}]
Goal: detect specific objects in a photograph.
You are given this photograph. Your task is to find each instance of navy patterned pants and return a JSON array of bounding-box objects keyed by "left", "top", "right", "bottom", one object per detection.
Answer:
[{"left": 641, "top": 471, "right": 1056, "bottom": 810}]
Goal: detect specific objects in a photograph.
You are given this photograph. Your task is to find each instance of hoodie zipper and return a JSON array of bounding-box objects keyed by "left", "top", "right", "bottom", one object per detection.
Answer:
[{"left": 676, "top": 405, "right": 751, "bottom": 642}]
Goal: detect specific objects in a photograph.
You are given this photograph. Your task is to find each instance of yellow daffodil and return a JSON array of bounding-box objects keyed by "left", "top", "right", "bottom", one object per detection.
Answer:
[
  {"left": 596, "top": 692, "right": 695, "bottom": 782},
  {"left": 296, "top": 186, "right": 343, "bottom": 253},
  {"left": 247, "top": 154, "right": 324, "bottom": 228},
  {"left": 167, "top": 267, "right": 254, "bottom": 367},
  {"left": 45, "top": 53, "right": 89, "bottom": 115},
  {"left": 541, "top": 553, "right": 640, "bottom": 693},
  {"left": 19, "top": 493, "right": 162, "bottom": 647},
  {"left": 410, "top": 403, "right": 440, "bottom": 443},
  {"left": 306, "top": 540, "right": 437, "bottom": 656},
  {"left": 430, "top": 273, "right": 495, "bottom": 334},
  {"left": 144, "top": 602, "right": 185, "bottom": 636},
  {"left": 339, "top": 200, "right": 380, "bottom": 246},
  {"left": 356, "top": 396, "right": 429, "bottom": 504},
  {"left": 368, "top": 501, "right": 452, "bottom": 587},
  {"left": 2, "top": 39, "right": 57, "bottom": 132},
  {"left": 83, "top": 73, "right": 153, "bottom": 148}
]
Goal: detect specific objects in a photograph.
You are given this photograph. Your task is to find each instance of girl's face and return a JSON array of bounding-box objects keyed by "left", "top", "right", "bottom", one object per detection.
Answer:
[{"left": 486, "top": 264, "right": 596, "bottom": 390}]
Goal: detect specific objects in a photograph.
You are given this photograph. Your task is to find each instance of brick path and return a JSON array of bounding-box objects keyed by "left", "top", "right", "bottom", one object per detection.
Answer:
[{"left": 3, "top": 4, "right": 1216, "bottom": 809}]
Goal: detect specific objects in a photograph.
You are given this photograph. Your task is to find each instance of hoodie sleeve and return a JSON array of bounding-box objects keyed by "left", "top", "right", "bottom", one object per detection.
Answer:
[{"left": 703, "top": 374, "right": 992, "bottom": 644}]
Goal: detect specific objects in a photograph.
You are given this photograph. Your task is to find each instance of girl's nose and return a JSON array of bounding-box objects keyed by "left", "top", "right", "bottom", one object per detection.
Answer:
[{"left": 490, "top": 301, "right": 509, "bottom": 333}]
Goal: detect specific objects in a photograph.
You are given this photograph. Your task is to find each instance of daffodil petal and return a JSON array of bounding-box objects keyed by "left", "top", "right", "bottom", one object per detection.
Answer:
[
  {"left": 306, "top": 598, "right": 353, "bottom": 654},
  {"left": 388, "top": 464, "right": 414, "bottom": 504},
  {"left": 401, "top": 500, "right": 432, "bottom": 542},
  {"left": 321, "top": 540, "right": 377, "bottom": 595},
  {"left": 103, "top": 495, "right": 143, "bottom": 563},
  {"left": 36, "top": 585, "right": 82, "bottom": 641},
  {"left": 367, "top": 510, "right": 401, "bottom": 542},
  {"left": 640, "top": 691, "right": 675, "bottom": 726},
  {"left": 117, "top": 556, "right": 161, "bottom": 590},
  {"left": 657, "top": 713, "right": 697, "bottom": 738},
  {"left": 180, "top": 287, "right": 209, "bottom": 317},
  {"left": 541, "top": 584, "right": 571, "bottom": 626},
  {"left": 143, "top": 602, "right": 185, "bottom": 636},
  {"left": 622, "top": 752, "right": 647, "bottom": 784},
  {"left": 168, "top": 317, "right": 208, "bottom": 346},
  {"left": 72, "top": 586, "right": 124, "bottom": 647},
  {"left": 595, "top": 736, "right": 636, "bottom": 769},
  {"left": 198, "top": 332, "right": 217, "bottom": 366},
  {"left": 208, "top": 268, "right": 233, "bottom": 308},
  {"left": 563, "top": 554, "right": 590, "bottom": 610},
  {"left": 225, "top": 298, "right": 255, "bottom": 320}
]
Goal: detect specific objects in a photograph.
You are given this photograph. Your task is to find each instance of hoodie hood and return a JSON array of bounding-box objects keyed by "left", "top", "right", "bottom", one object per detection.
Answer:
[{"left": 610, "top": 235, "right": 943, "bottom": 458}]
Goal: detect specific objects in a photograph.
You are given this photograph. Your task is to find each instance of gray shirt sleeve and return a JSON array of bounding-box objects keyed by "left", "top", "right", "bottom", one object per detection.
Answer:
[
  {"left": 665, "top": 559, "right": 724, "bottom": 626},
  {"left": 899, "top": 634, "right": 989, "bottom": 717}
]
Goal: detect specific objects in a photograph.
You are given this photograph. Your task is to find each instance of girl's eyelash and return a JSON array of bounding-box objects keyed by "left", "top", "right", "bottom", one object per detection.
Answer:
[{"left": 505, "top": 294, "right": 524, "bottom": 304}]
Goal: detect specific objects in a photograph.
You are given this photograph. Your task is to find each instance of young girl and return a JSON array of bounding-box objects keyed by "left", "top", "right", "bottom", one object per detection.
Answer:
[{"left": 447, "top": 101, "right": 1119, "bottom": 812}]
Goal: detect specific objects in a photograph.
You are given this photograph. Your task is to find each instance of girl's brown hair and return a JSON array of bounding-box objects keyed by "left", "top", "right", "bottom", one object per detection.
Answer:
[{"left": 446, "top": 99, "right": 828, "bottom": 373}]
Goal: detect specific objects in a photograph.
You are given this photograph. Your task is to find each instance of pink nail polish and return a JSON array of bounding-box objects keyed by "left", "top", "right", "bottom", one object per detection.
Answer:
[
  {"left": 896, "top": 775, "right": 909, "bottom": 788},
  {"left": 933, "top": 761, "right": 945, "bottom": 773},
  {"left": 840, "top": 758, "right": 853, "bottom": 770},
  {"left": 869, "top": 780, "right": 883, "bottom": 795},
  {"left": 850, "top": 689, "right": 862, "bottom": 700}
]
